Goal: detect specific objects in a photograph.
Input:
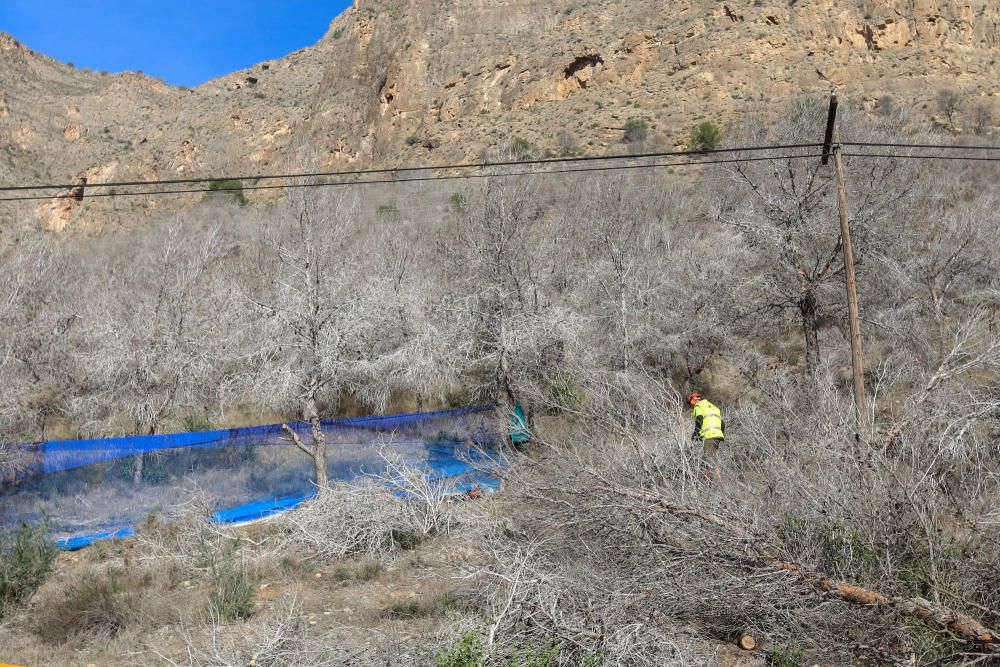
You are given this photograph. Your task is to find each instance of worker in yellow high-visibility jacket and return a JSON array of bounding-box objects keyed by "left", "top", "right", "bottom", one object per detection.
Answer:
[{"left": 688, "top": 392, "right": 725, "bottom": 481}]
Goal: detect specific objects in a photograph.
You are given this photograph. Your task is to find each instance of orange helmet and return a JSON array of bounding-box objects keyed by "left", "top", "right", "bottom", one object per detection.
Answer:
[{"left": 687, "top": 392, "right": 702, "bottom": 407}]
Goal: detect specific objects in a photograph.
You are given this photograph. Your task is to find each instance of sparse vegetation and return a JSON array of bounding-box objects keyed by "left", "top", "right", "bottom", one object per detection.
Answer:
[
  {"left": 688, "top": 120, "right": 721, "bottom": 151},
  {"left": 621, "top": 117, "right": 648, "bottom": 144},
  {"left": 937, "top": 88, "right": 961, "bottom": 128},
  {"left": 510, "top": 136, "right": 533, "bottom": 160},
  {"left": 206, "top": 178, "right": 247, "bottom": 205},
  {"left": 207, "top": 559, "right": 255, "bottom": 621},
  {"left": 0, "top": 522, "right": 57, "bottom": 617}
]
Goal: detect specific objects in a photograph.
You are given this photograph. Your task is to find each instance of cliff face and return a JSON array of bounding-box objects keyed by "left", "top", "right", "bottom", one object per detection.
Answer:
[{"left": 0, "top": 0, "right": 996, "bottom": 231}]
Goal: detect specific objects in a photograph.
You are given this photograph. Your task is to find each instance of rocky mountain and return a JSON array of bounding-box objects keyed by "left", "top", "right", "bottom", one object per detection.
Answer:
[{"left": 0, "top": 0, "right": 996, "bottom": 231}]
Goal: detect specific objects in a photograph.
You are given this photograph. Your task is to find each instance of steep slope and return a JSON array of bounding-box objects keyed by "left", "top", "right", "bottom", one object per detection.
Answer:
[{"left": 0, "top": 0, "right": 996, "bottom": 230}]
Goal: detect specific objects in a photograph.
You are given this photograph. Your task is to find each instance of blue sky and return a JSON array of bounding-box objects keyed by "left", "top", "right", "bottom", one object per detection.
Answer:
[{"left": 0, "top": 1, "right": 352, "bottom": 87}]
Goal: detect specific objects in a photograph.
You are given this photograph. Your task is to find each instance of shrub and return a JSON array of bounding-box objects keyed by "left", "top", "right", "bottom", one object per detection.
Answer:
[
  {"left": 0, "top": 522, "right": 57, "bottom": 616},
  {"left": 548, "top": 375, "right": 585, "bottom": 411},
  {"left": 435, "top": 631, "right": 485, "bottom": 667},
  {"left": 688, "top": 121, "right": 721, "bottom": 151},
  {"left": 555, "top": 128, "right": 577, "bottom": 155},
  {"left": 406, "top": 134, "right": 421, "bottom": 146},
  {"left": 622, "top": 118, "right": 648, "bottom": 144},
  {"left": 449, "top": 193, "right": 467, "bottom": 214},
  {"left": 510, "top": 137, "right": 533, "bottom": 160},
  {"left": 510, "top": 644, "right": 561, "bottom": 666},
  {"left": 936, "top": 88, "right": 961, "bottom": 127},
  {"left": 377, "top": 203, "right": 401, "bottom": 219},
  {"left": 391, "top": 528, "right": 423, "bottom": 550},
  {"left": 767, "top": 644, "right": 804, "bottom": 667},
  {"left": 206, "top": 178, "right": 247, "bottom": 206},
  {"left": 30, "top": 566, "right": 155, "bottom": 644},
  {"left": 208, "top": 560, "right": 255, "bottom": 621}
]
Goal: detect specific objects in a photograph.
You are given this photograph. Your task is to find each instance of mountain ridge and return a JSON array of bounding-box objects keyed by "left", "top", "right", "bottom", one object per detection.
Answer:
[{"left": 0, "top": 0, "right": 996, "bottom": 231}]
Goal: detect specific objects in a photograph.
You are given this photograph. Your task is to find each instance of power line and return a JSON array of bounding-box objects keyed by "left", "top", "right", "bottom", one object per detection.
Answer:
[
  {"left": 0, "top": 143, "right": 825, "bottom": 194},
  {"left": 842, "top": 141, "right": 1000, "bottom": 151},
  {"left": 842, "top": 152, "right": 1000, "bottom": 162},
  {"left": 0, "top": 152, "right": 826, "bottom": 203}
]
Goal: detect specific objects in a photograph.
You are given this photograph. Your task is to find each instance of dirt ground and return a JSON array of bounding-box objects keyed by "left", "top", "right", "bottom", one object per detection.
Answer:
[{"left": 0, "top": 520, "right": 489, "bottom": 666}]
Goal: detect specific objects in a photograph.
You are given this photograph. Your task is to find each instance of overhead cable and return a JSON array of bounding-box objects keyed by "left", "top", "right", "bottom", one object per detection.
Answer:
[
  {"left": 0, "top": 152, "right": 826, "bottom": 203},
  {"left": 0, "top": 143, "right": 825, "bottom": 194}
]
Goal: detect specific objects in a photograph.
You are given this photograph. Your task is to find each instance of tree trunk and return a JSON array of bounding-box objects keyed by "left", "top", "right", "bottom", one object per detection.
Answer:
[
  {"left": 310, "top": 413, "right": 328, "bottom": 490},
  {"left": 799, "top": 290, "right": 820, "bottom": 375},
  {"left": 132, "top": 453, "right": 144, "bottom": 484},
  {"left": 301, "top": 391, "right": 328, "bottom": 491}
]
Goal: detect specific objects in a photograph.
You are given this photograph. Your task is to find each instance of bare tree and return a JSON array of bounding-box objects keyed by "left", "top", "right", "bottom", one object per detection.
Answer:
[
  {"left": 72, "top": 221, "right": 229, "bottom": 480},
  {"left": 714, "top": 98, "right": 917, "bottom": 375},
  {"left": 0, "top": 236, "right": 78, "bottom": 442},
  {"left": 440, "top": 169, "right": 569, "bottom": 410},
  {"left": 937, "top": 88, "right": 961, "bottom": 130},
  {"left": 236, "top": 187, "right": 433, "bottom": 490},
  {"left": 569, "top": 173, "right": 743, "bottom": 387},
  {"left": 970, "top": 100, "right": 994, "bottom": 136}
]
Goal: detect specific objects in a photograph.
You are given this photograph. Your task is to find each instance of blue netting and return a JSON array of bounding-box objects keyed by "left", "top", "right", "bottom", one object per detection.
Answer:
[{"left": 1, "top": 405, "right": 505, "bottom": 550}]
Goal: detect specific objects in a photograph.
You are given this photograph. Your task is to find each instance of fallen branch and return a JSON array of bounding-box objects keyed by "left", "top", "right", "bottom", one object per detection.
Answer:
[{"left": 601, "top": 486, "right": 1000, "bottom": 651}]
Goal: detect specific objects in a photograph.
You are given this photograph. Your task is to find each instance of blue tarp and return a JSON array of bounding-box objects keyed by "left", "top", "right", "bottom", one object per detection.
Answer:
[{"left": 1, "top": 405, "right": 506, "bottom": 550}]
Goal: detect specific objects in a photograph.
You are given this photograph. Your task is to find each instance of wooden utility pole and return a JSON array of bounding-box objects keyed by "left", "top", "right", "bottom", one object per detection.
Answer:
[{"left": 823, "top": 93, "right": 869, "bottom": 436}]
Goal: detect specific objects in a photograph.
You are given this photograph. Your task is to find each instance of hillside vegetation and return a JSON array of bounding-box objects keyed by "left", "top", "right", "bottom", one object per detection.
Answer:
[{"left": 1, "top": 92, "right": 999, "bottom": 664}]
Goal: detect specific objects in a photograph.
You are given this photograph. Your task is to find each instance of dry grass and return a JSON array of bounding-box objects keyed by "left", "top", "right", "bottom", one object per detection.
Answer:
[{"left": 28, "top": 562, "right": 183, "bottom": 646}]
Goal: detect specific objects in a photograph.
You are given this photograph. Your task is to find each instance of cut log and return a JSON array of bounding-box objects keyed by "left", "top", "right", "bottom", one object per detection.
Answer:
[
  {"left": 737, "top": 634, "right": 757, "bottom": 651},
  {"left": 601, "top": 485, "right": 1000, "bottom": 653}
]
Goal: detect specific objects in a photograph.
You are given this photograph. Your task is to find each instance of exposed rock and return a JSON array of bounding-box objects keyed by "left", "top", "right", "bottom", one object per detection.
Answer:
[{"left": 0, "top": 0, "right": 996, "bottom": 230}]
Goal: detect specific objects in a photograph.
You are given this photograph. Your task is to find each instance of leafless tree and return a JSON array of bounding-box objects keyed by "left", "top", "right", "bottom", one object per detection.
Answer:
[
  {"left": 236, "top": 186, "right": 443, "bottom": 489},
  {"left": 970, "top": 100, "right": 994, "bottom": 136},
  {"left": 713, "top": 97, "right": 917, "bottom": 376},
  {"left": 71, "top": 222, "right": 230, "bottom": 481},
  {"left": 0, "top": 235, "right": 78, "bottom": 442},
  {"left": 438, "top": 168, "right": 579, "bottom": 424},
  {"left": 937, "top": 88, "right": 961, "bottom": 129}
]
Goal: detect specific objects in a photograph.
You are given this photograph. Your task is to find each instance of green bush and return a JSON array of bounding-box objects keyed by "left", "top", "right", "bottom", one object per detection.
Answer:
[
  {"left": 208, "top": 560, "right": 255, "bottom": 621},
  {"left": 391, "top": 528, "right": 422, "bottom": 550},
  {"left": 0, "top": 522, "right": 58, "bottom": 616},
  {"left": 508, "top": 644, "right": 561, "bottom": 666},
  {"left": 510, "top": 137, "right": 533, "bottom": 160},
  {"left": 548, "top": 375, "right": 585, "bottom": 411},
  {"left": 689, "top": 121, "right": 721, "bottom": 151},
  {"left": 206, "top": 179, "right": 247, "bottom": 206},
  {"left": 435, "top": 631, "right": 485, "bottom": 667},
  {"left": 622, "top": 118, "right": 649, "bottom": 144},
  {"left": 406, "top": 134, "right": 421, "bottom": 146},
  {"left": 767, "top": 644, "right": 804, "bottom": 667},
  {"left": 449, "top": 193, "right": 467, "bottom": 214}
]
